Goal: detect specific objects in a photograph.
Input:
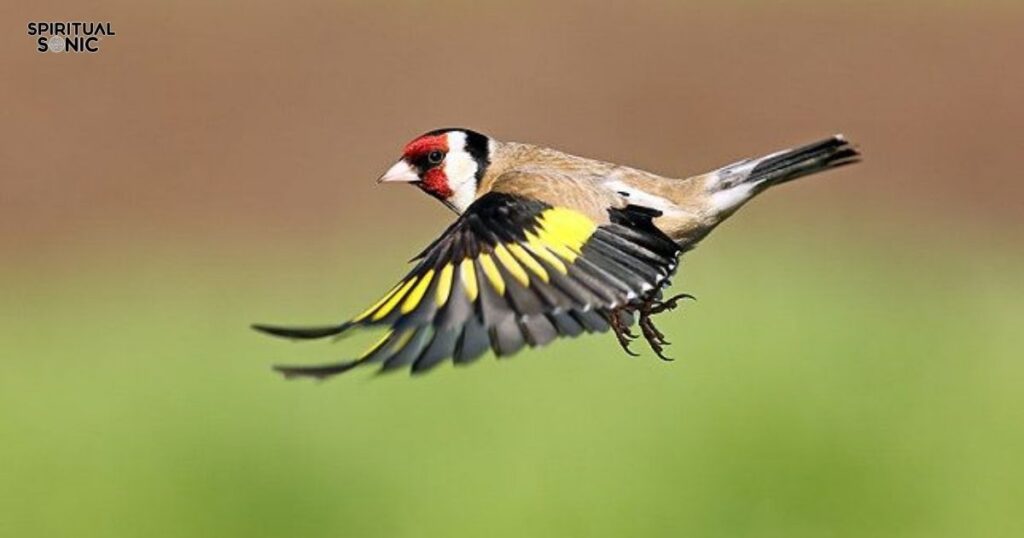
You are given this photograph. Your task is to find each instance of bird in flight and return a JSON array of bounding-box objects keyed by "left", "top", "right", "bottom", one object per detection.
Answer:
[{"left": 254, "top": 129, "right": 859, "bottom": 378}]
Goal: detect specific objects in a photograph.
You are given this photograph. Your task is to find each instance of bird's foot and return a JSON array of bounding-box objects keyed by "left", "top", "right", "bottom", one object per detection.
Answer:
[
  {"left": 647, "top": 293, "right": 695, "bottom": 316},
  {"left": 640, "top": 293, "right": 696, "bottom": 361},
  {"left": 608, "top": 307, "right": 640, "bottom": 357},
  {"left": 611, "top": 292, "right": 695, "bottom": 361}
]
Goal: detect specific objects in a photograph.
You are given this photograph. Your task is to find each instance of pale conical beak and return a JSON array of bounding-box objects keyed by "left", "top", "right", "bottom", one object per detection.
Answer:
[{"left": 377, "top": 160, "right": 419, "bottom": 184}]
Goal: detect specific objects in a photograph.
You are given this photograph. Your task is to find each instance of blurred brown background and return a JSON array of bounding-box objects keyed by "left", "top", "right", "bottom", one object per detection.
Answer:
[{"left": 2, "top": 1, "right": 1021, "bottom": 262}]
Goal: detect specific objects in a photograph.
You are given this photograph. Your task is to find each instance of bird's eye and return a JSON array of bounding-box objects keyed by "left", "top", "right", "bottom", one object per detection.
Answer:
[{"left": 427, "top": 150, "right": 444, "bottom": 164}]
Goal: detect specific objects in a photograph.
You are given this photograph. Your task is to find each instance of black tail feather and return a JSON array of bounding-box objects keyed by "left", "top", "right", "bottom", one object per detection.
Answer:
[{"left": 747, "top": 135, "right": 860, "bottom": 190}]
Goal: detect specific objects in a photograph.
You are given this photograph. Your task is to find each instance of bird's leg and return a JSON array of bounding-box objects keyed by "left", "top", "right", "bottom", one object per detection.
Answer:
[
  {"left": 607, "top": 305, "right": 640, "bottom": 357},
  {"left": 637, "top": 293, "right": 696, "bottom": 361}
]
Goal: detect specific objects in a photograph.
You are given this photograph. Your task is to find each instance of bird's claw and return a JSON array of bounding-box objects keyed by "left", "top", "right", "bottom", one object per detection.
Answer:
[
  {"left": 638, "top": 311, "right": 672, "bottom": 361},
  {"left": 609, "top": 309, "right": 640, "bottom": 357},
  {"left": 609, "top": 292, "right": 695, "bottom": 361},
  {"left": 648, "top": 293, "right": 696, "bottom": 315}
]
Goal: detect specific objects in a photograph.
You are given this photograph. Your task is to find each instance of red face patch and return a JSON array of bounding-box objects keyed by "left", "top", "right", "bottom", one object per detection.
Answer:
[
  {"left": 403, "top": 133, "right": 452, "bottom": 200},
  {"left": 402, "top": 134, "right": 448, "bottom": 160},
  {"left": 421, "top": 168, "right": 452, "bottom": 199}
]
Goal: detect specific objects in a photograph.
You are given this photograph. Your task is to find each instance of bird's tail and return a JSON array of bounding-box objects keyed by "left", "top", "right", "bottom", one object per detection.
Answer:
[
  {"left": 704, "top": 135, "right": 860, "bottom": 213},
  {"left": 743, "top": 135, "right": 860, "bottom": 189}
]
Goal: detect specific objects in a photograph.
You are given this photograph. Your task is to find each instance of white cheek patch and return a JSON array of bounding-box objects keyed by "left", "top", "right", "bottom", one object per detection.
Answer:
[{"left": 443, "top": 131, "right": 479, "bottom": 213}]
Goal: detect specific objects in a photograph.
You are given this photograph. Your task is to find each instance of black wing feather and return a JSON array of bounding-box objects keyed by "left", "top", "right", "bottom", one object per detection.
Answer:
[{"left": 256, "top": 194, "right": 682, "bottom": 378}]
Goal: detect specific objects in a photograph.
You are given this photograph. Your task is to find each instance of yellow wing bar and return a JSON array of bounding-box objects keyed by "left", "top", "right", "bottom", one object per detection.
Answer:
[{"left": 350, "top": 206, "right": 597, "bottom": 323}]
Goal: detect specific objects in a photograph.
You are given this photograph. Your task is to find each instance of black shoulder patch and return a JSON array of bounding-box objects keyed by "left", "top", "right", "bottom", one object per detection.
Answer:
[{"left": 463, "top": 129, "right": 491, "bottom": 181}]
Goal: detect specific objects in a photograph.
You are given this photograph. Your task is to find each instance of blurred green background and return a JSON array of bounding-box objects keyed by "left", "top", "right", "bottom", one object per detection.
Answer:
[{"left": 2, "top": 1, "right": 1022, "bottom": 537}]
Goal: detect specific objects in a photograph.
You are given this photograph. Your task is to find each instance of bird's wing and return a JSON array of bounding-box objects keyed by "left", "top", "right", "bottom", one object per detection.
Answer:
[{"left": 253, "top": 192, "right": 681, "bottom": 378}]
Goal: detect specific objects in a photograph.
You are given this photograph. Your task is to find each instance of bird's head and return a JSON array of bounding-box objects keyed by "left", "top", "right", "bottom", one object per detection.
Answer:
[{"left": 377, "top": 128, "right": 492, "bottom": 213}]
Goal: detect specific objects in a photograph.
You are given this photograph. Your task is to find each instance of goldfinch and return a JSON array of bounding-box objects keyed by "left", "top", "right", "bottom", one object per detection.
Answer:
[{"left": 254, "top": 129, "right": 859, "bottom": 378}]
